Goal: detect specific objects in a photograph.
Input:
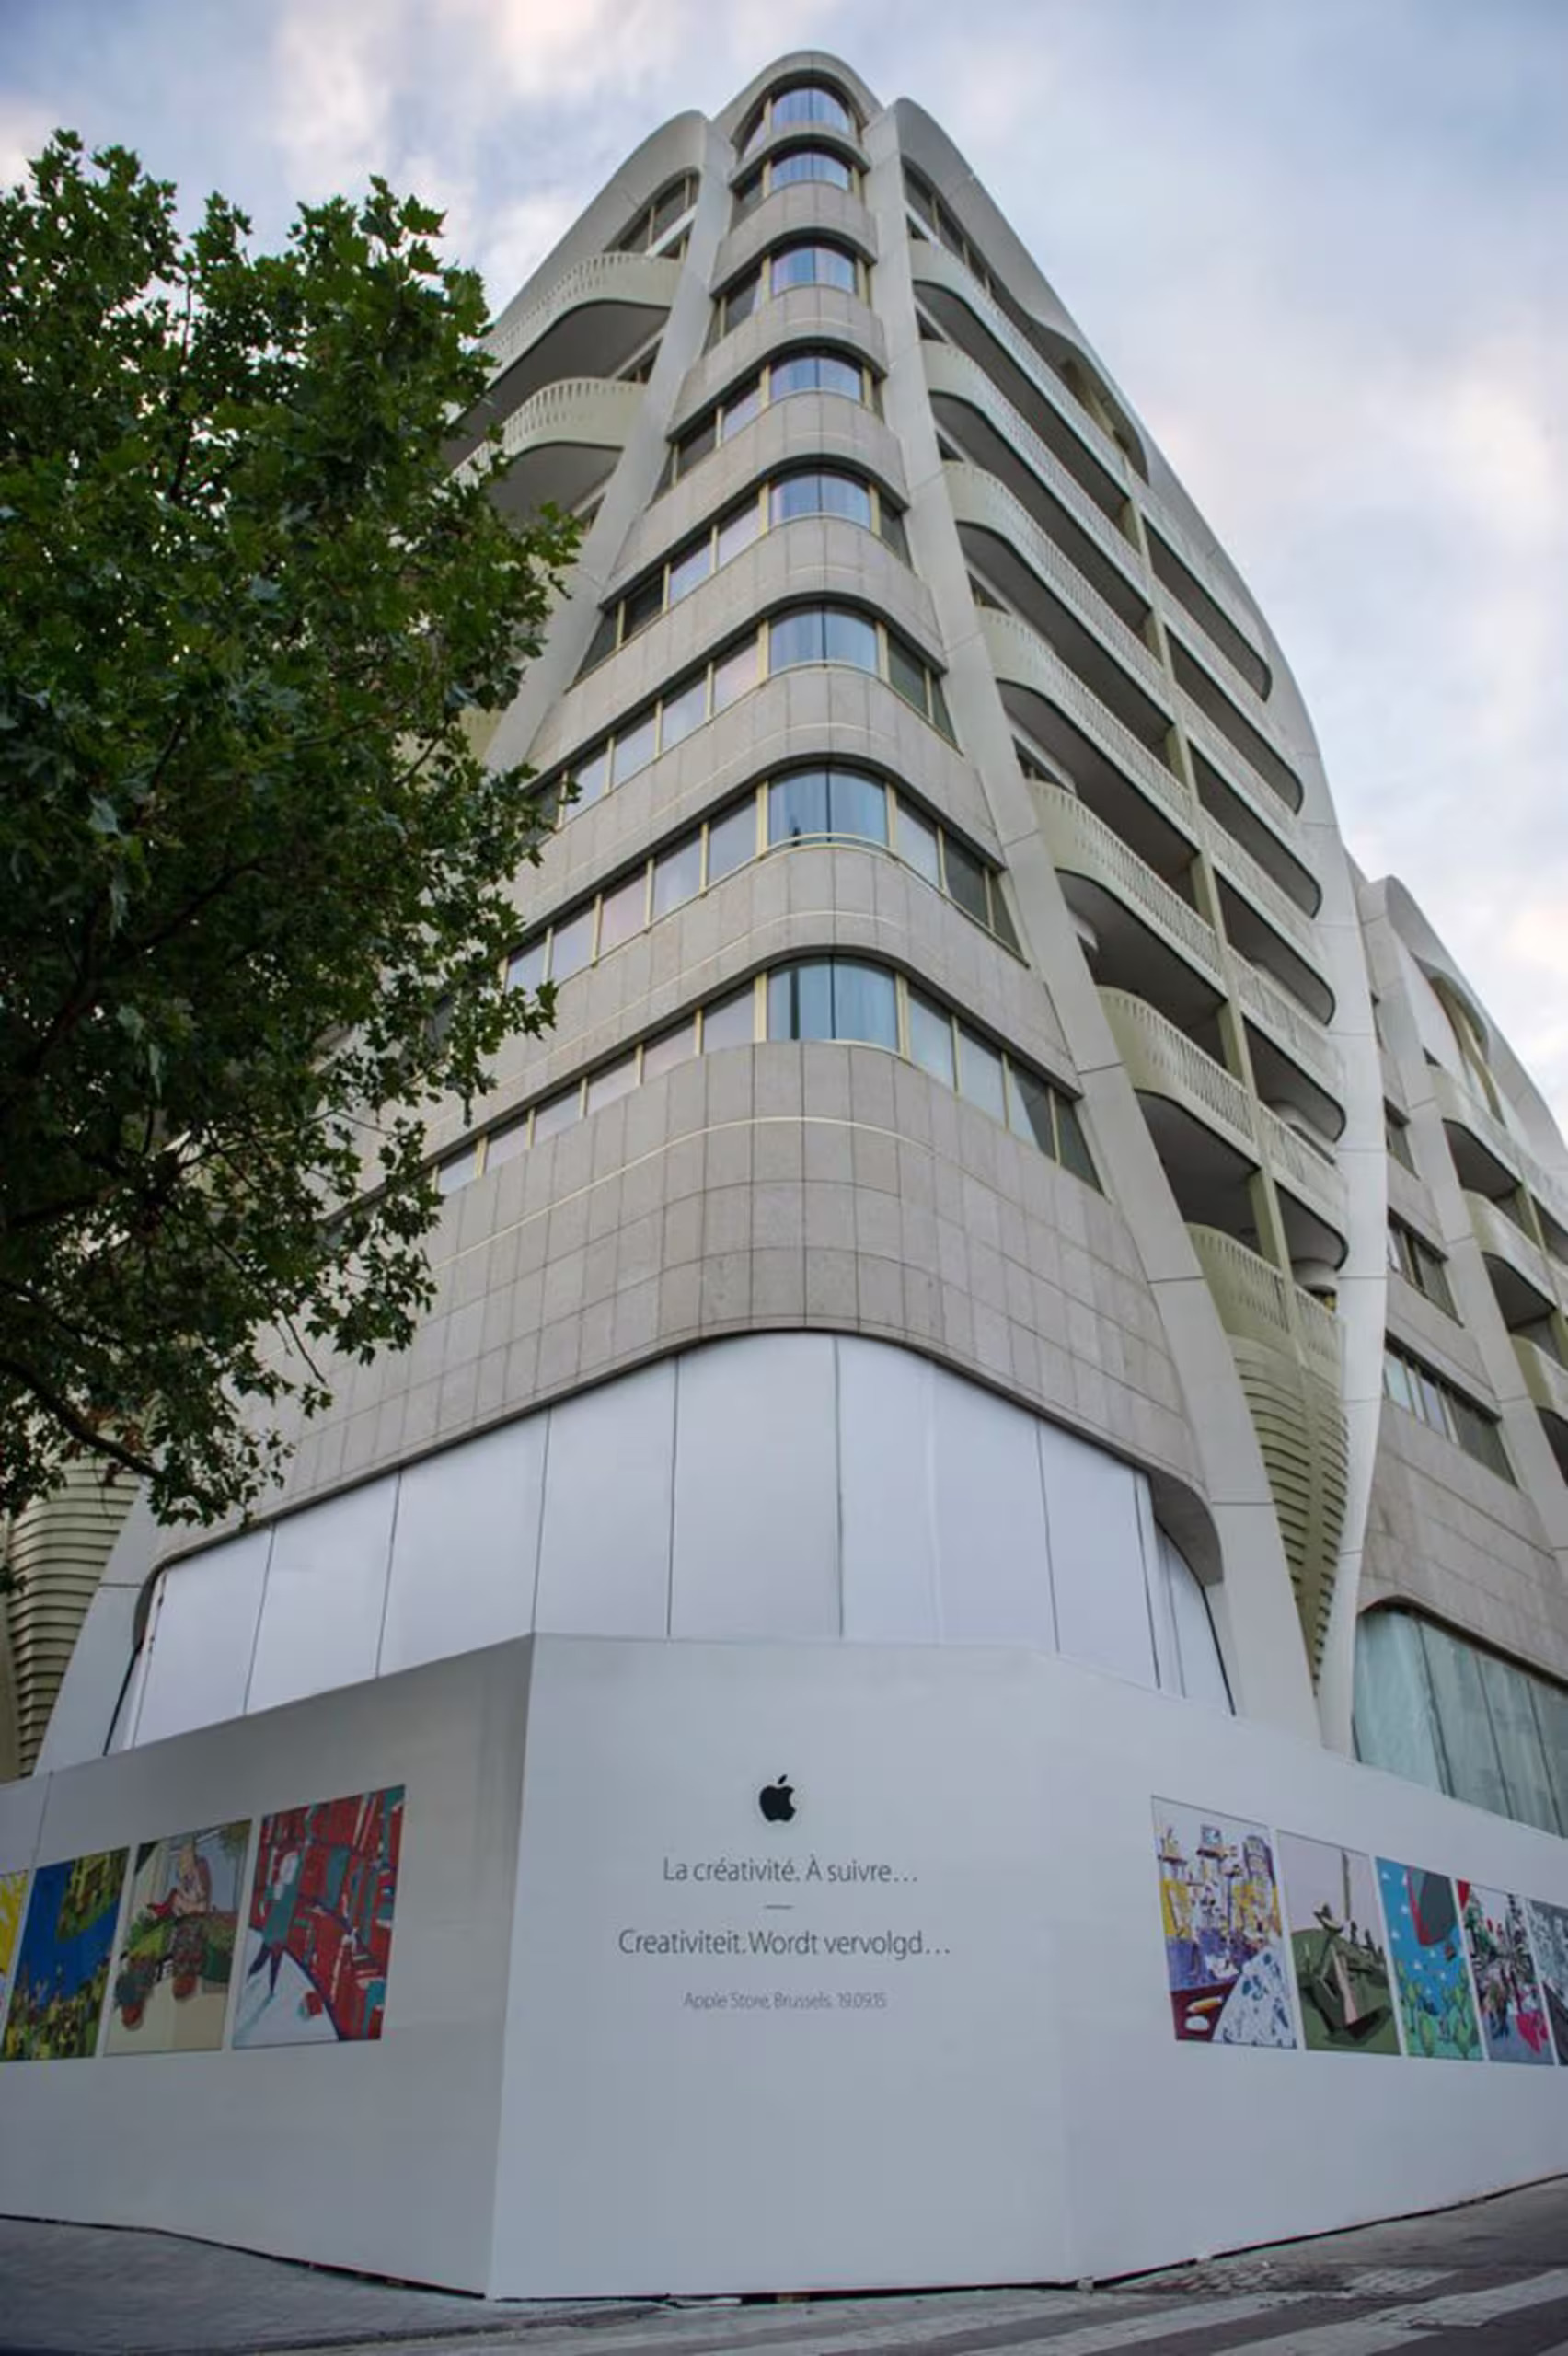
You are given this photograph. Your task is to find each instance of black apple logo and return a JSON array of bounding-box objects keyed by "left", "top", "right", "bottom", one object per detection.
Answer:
[{"left": 758, "top": 1774, "right": 796, "bottom": 1824}]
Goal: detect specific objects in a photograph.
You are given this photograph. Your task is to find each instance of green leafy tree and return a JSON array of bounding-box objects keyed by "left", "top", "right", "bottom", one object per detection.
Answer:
[{"left": 0, "top": 134, "right": 576, "bottom": 1525}]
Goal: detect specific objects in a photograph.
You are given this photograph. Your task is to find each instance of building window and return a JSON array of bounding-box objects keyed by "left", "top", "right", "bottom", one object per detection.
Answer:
[
  {"left": 548, "top": 606, "right": 955, "bottom": 828},
  {"left": 613, "top": 172, "right": 699, "bottom": 256},
  {"left": 1385, "top": 1104, "right": 1415, "bottom": 1172},
  {"left": 437, "top": 959, "right": 1092, "bottom": 1201},
  {"left": 505, "top": 766, "right": 1019, "bottom": 999},
  {"left": 738, "top": 82, "right": 858, "bottom": 161},
  {"left": 665, "top": 349, "right": 874, "bottom": 487},
  {"left": 710, "top": 241, "right": 866, "bottom": 344},
  {"left": 580, "top": 468, "right": 910, "bottom": 674},
  {"left": 1382, "top": 1342, "right": 1511, "bottom": 1481},
  {"left": 1387, "top": 1218, "right": 1456, "bottom": 1316},
  {"left": 733, "top": 147, "right": 856, "bottom": 218},
  {"left": 1355, "top": 1607, "right": 1566, "bottom": 1835}
]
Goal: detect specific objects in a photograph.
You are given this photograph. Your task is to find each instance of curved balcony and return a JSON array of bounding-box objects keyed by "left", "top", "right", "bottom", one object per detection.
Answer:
[
  {"left": 713, "top": 182, "right": 878, "bottom": 288},
  {"left": 1233, "top": 955, "right": 1345, "bottom": 1108},
  {"left": 947, "top": 461, "right": 1170, "bottom": 716},
  {"left": 457, "top": 254, "right": 681, "bottom": 459},
  {"left": 1033, "top": 780, "right": 1222, "bottom": 991},
  {"left": 1137, "top": 479, "right": 1268, "bottom": 677},
  {"left": 1433, "top": 1066, "right": 1568, "bottom": 1238},
  {"left": 1101, "top": 987, "right": 1256, "bottom": 1164},
  {"left": 981, "top": 608, "right": 1193, "bottom": 844},
  {"left": 1514, "top": 1333, "right": 1568, "bottom": 1426},
  {"left": 923, "top": 343, "right": 1145, "bottom": 610},
  {"left": 471, "top": 378, "right": 645, "bottom": 519},
  {"left": 1202, "top": 813, "right": 1333, "bottom": 1024},
  {"left": 1168, "top": 625, "right": 1303, "bottom": 800},
  {"left": 1258, "top": 1102, "right": 1347, "bottom": 1238},
  {"left": 1465, "top": 1188, "right": 1560, "bottom": 1314},
  {"left": 1188, "top": 1224, "right": 1342, "bottom": 1385},
  {"left": 1180, "top": 691, "right": 1318, "bottom": 909},
  {"left": 911, "top": 243, "right": 1133, "bottom": 513}
]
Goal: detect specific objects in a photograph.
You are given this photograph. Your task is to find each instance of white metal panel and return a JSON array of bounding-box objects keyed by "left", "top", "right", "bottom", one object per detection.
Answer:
[
  {"left": 132, "top": 1529, "right": 271, "bottom": 1746},
  {"left": 837, "top": 1336, "right": 940, "bottom": 1641},
  {"left": 1136, "top": 1475, "right": 1181, "bottom": 1695},
  {"left": 1040, "top": 1424, "right": 1156, "bottom": 1688},
  {"left": 670, "top": 1334, "right": 840, "bottom": 1638},
  {"left": 246, "top": 1478, "right": 396, "bottom": 1715},
  {"left": 381, "top": 1418, "right": 548, "bottom": 1674},
  {"left": 536, "top": 1363, "right": 675, "bottom": 1636},
  {"left": 930, "top": 1364, "right": 1055, "bottom": 1645}
]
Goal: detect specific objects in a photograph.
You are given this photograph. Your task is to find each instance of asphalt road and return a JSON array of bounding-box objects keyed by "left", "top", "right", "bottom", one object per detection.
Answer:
[{"left": 3, "top": 2177, "right": 1568, "bottom": 2356}]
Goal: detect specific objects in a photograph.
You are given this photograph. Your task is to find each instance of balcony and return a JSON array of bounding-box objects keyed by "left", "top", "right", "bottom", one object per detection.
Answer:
[
  {"left": 948, "top": 463, "right": 1168, "bottom": 717},
  {"left": 1168, "top": 629, "right": 1301, "bottom": 808},
  {"left": 468, "top": 378, "right": 645, "bottom": 519},
  {"left": 1138, "top": 486, "right": 1268, "bottom": 683},
  {"left": 1101, "top": 987, "right": 1257, "bottom": 1170},
  {"left": 1188, "top": 1224, "right": 1342, "bottom": 1386},
  {"left": 1034, "top": 781, "right": 1222, "bottom": 1030},
  {"left": 1465, "top": 1188, "right": 1560, "bottom": 1321},
  {"left": 1182, "top": 696, "right": 1319, "bottom": 914},
  {"left": 911, "top": 243, "right": 1131, "bottom": 520},
  {"left": 1258, "top": 1102, "right": 1348, "bottom": 1245},
  {"left": 924, "top": 344, "right": 1147, "bottom": 626},
  {"left": 1234, "top": 956, "right": 1344, "bottom": 1111},
  {"left": 454, "top": 253, "right": 681, "bottom": 461},
  {"left": 1433, "top": 1066, "right": 1568, "bottom": 1238},
  {"left": 982, "top": 608, "right": 1195, "bottom": 883},
  {"left": 1514, "top": 1331, "right": 1568, "bottom": 1424},
  {"left": 1203, "top": 814, "right": 1333, "bottom": 1024}
]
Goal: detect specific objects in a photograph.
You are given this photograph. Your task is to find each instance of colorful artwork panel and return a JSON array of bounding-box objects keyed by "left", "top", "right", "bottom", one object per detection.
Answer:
[
  {"left": 0, "top": 1848, "right": 127, "bottom": 2062},
  {"left": 1375, "top": 1859, "right": 1482, "bottom": 2062},
  {"left": 1154, "top": 1800, "right": 1296, "bottom": 2047},
  {"left": 1525, "top": 1900, "right": 1568, "bottom": 2066},
  {"left": 0, "top": 1869, "right": 29, "bottom": 2033},
  {"left": 1458, "top": 1883, "right": 1554, "bottom": 2066},
  {"left": 233, "top": 1785, "right": 403, "bottom": 2050},
  {"left": 1278, "top": 1833, "right": 1400, "bottom": 2056},
  {"left": 104, "top": 1821, "right": 252, "bottom": 2057}
]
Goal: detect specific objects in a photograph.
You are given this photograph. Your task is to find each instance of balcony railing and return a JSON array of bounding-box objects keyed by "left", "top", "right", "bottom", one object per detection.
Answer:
[
  {"left": 1258, "top": 1102, "right": 1347, "bottom": 1234},
  {"left": 981, "top": 609, "right": 1195, "bottom": 837},
  {"left": 921, "top": 345, "right": 1145, "bottom": 595},
  {"left": 911, "top": 244, "right": 1133, "bottom": 499},
  {"left": 1514, "top": 1333, "right": 1568, "bottom": 1425},
  {"left": 485, "top": 251, "right": 682, "bottom": 380},
  {"left": 1137, "top": 479, "right": 1267, "bottom": 669},
  {"left": 1178, "top": 686, "right": 1315, "bottom": 874},
  {"left": 1033, "top": 782, "right": 1222, "bottom": 986},
  {"left": 455, "top": 377, "right": 646, "bottom": 487},
  {"left": 1465, "top": 1187, "right": 1561, "bottom": 1310},
  {"left": 1199, "top": 811, "right": 1320, "bottom": 963},
  {"left": 1187, "top": 1223, "right": 1343, "bottom": 1384},
  {"left": 1233, "top": 957, "right": 1344, "bottom": 1102},
  {"left": 1431, "top": 1066, "right": 1568, "bottom": 1239},
  {"left": 1100, "top": 987, "right": 1256, "bottom": 1161},
  {"left": 946, "top": 463, "right": 1170, "bottom": 711}
]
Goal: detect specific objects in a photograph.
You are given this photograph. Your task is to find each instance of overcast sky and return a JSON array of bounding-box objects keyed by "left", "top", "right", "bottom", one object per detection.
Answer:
[{"left": 6, "top": 0, "right": 1564, "bottom": 1126}]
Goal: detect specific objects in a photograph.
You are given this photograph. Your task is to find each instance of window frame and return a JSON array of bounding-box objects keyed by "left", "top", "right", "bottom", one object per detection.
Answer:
[
  {"left": 709, "top": 239, "right": 867, "bottom": 350},
  {"left": 665, "top": 349, "right": 876, "bottom": 487},
  {"left": 738, "top": 82, "right": 859, "bottom": 162},
  {"left": 733, "top": 145, "right": 859, "bottom": 218}
]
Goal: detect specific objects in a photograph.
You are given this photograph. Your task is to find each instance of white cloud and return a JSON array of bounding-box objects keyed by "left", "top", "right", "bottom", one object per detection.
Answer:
[
  {"left": 0, "top": 94, "right": 54, "bottom": 186},
  {"left": 273, "top": 0, "right": 399, "bottom": 193}
]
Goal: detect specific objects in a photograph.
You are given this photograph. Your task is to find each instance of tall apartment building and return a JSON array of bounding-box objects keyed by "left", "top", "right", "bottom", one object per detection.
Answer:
[{"left": 5, "top": 53, "right": 1567, "bottom": 2300}]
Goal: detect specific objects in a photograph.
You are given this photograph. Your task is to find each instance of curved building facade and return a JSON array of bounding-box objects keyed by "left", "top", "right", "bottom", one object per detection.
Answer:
[{"left": 5, "top": 54, "right": 1568, "bottom": 2300}]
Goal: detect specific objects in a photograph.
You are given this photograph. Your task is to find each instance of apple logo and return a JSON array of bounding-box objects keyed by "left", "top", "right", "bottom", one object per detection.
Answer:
[{"left": 758, "top": 1775, "right": 796, "bottom": 1824}]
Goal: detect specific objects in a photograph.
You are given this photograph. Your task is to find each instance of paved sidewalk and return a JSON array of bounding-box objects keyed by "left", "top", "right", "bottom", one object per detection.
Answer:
[{"left": 2, "top": 2177, "right": 1567, "bottom": 2356}]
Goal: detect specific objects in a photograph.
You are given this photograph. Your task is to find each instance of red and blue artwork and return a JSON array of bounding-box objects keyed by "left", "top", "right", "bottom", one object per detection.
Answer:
[
  {"left": 1460, "top": 1883, "right": 1555, "bottom": 2066},
  {"left": 0, "top": 1848, "right": 127, "bottom": 2062},
  {"left": 1376, "top": 1858, "right": 1482, "bottom": 2062},
  {"left": 233, "top": 1786, "right": 403, "bottom": 2050},
  {"left": 1525, "top": 1900, "right": 1568, "bottom": 2066}
]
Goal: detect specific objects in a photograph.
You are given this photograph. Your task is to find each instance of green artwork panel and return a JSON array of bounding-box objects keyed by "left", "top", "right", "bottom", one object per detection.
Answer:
[{"left": 1278, "top": 1832, "right": 1400, "bottom": 2056}]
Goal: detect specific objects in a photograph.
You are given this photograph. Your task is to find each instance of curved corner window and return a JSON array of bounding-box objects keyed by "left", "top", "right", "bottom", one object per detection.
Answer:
[
  {"left": 734, "top": 148, "right": 855, "bottom": 218},
  {"left": 665, "top": 350, "right": 874, "bottom": 488},
  {"left": 712, "top": 241, "right": 865, "bottom": 342},
  {"left": 614, "top": 172, "right": 699, "bottom": 256},
  {"left": 740, "top": 83, "right": 857, "bottom": 161},
  {"left": 1355, "top": 1607, "right": 1566, "bottom": 1835}
]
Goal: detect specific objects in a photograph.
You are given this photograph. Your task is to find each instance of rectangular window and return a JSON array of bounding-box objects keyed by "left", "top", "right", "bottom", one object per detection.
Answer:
[
  {"left": 1384, "top": 1343, "right": 1511, "bottom": 1480},
  {"left": 586, "top": 1054, "right": 639, "bottom": 1114},
  {"left": 486, "top": 1117, "right": 529, "bottom": 1171},
  {"left": 711, "top": 635, "right": 759, "bottom": 712},
  {"left": 943, "top": 836, "right": 992, "bottom": 929},
  {"left": 829, "top": 769, "right": 887, "bottom": 842},
  {"left": 666, "top": 540, "right": 712, "bottom": 606},
  {"left": 532, "top": 1089, "right": 582, "bottom": 1143},
  {"left": 823, "top": 608, "right": 878, "bottom": 670},
  {"left": 620, "top": 576, "right": 663, "bottom": 641},
  {"left": 548, "top": 907, "right": 594, "bottom": 984},
  {"left": 885, "top": 631, "right": 928, "bottom": 713},
  {"left": 721, "top": 273, "right": 761, "bottom": 333},
  {"left": 896, "top": 803, "right": 941, "bottom": 888},
  {"left": 437, "top": 1145, "right": 478, "bottom": 1195},
  {"left": 1007, "top": 1066, "right": 1056, "bottom": 1155},
  {"left": 651, "top": 837, "right": 702, "bottom": 919},
  {"left": 832, "top": 961, "right": 898, "bottom": 1048},
  {"left": 1055, "top": 1095, "right": 1097, "bottom": 1187},
  {"left": 721, "top": 378, "right": 761, "bottom": 437},
  {"left": 768, "top": 608, "right": 824, "bottom": 670},
  {"left": 769, "top": 769, "right": 829, "bottom": 842},
  {"left": 507, "top": 938, "right": 546, "bottom": 995},
  {"left": 716, "top": 498, "right": 762, "bottom": 566},
  {"left": 769, "top": 960, "right": 834, "bottom": 1042},
  {"left": 956, "top": 1025, "right": 1007, "bottom": 1123},
  {"left": 571, "top": 744, "right": 611, "bottom": 810},
  {"left": 702, "top": 987, "right": 757, "bottom": 1050},
  {"left": 611, "top": 710, "right": 657, "bottom": 785},
  {"left": 643, "top": 1019, "right": 698, "bottom": 1079},
  {"left": 705, "top": 799, "right": 756, "bottom": 885},
  {"left": 597, "top": 872, "right": 647, "bottom": 955},
  {"left": 908, "top": 989, "right": 955, "bottom": 1086},
  {"left": 1386, "top": 1107, "right": 1416, "bottom": 1172},
  {"left": 659, "top": 675, "right": 708, "bottom": 751}
]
